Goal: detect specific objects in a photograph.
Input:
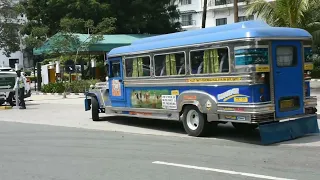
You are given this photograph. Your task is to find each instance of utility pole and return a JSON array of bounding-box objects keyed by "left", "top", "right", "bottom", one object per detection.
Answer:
[
  {"left": 234, "top": 0, "right": 239, "bottom": 23},
  {"left": 202, "top": 0, "right": 208, "bottom": 28}
]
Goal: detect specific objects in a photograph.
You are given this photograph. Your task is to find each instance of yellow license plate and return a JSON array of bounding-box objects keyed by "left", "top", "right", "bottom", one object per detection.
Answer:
[{"left": 280, "top": 99, "right": 294, "bottom": 109}]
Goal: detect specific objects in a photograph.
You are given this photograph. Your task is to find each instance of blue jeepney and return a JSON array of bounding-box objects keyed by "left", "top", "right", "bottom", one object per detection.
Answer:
[{"left": 85, "top": 20, "right": 319, "bottom": 144}]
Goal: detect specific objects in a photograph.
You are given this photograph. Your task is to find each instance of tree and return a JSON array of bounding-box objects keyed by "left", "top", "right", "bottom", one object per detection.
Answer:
[
  {"left": 246, "top": 0, "right": 320, "bottom": 42},
  {"left": 107, "top": 0, "right": 181, "bottom": 34},
  {"left": 0, "top": 0, "right": 21, "bottom": 57}
]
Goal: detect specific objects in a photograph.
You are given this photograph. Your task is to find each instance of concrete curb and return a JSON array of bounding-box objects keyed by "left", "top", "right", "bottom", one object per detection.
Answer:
[
  {"left": 32, "top": 92, "right": 85, "bottom": 96},
  {"left": 0, "top": 106, "right": 12, "bottom": 110}
]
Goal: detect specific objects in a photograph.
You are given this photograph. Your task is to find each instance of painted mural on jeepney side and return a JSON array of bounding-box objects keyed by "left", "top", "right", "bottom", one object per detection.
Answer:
[{"left": 131, "top": 89, "right": 170, "bottom": 109}]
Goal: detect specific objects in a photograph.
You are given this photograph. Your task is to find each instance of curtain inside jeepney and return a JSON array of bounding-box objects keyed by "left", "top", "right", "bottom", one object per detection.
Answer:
[
  {"left": 203, "top": 49, "right": 219, "bottom": 73},
  {"left": 132, "top": 57, "right": 143, "bottom": 77},
  {"left": 165, "top": 54, "right": 177, "bottom": 75}
]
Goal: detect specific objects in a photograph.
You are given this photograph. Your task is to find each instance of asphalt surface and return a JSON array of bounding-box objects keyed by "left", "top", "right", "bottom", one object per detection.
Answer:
[
  {"left": 0, "top": 121, "right": 320, "bottom": 180},
  {"left": 0, "top": 90, "right": 320, "bottom": 180}
]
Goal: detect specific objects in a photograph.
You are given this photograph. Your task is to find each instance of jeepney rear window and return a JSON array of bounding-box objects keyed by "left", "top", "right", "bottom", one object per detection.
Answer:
[
  {"left": 154, "top": 52, "right": 185, "bottom": 76},
  {"left": 276, "top": 46, "right": 297, "bottom": 67},
  {"left": 190, "top": 47, "right": 229, "bottom": 74}
]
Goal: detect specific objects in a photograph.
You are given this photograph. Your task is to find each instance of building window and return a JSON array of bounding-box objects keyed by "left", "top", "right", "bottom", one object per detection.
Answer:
[
  {"left": 154, "top": 52, "right": 186, "bottom": 76},
  {"left": 190, "top": 47, "right": 229, "bottom": 74},
  {"left": 125, "top": 56, "right": 151, "bottom": 77},
  {"left": 215, "top": 0, "right": 227, "bottom": 6},
  {"left": 216, "top": 18, "right": 227, "bottom": 26},
  {"left": 181, "top": 0, "right": 192, "bottom": 5},
  {"left": 239, "top": 15, "right": 254, "bottom": 22},
  {"left": 181, "top": 14, "right": 194, "bottom": 26}
]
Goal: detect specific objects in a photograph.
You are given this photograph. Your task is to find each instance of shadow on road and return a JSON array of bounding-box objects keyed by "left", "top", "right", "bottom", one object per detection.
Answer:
[
  {"left": 99, "top": 115, "right": 320, "bottom": 145},
  {"left": 100, "top": 116, "right": 264, "bottom": 145}
]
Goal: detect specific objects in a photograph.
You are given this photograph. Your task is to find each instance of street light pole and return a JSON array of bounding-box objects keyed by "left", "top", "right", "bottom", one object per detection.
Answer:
[
  {"left": 234, "top": 0, "right": 239, "bottom": 23},
  {"left": 202, "top": 0, "right": 208, "bottom": 28}
]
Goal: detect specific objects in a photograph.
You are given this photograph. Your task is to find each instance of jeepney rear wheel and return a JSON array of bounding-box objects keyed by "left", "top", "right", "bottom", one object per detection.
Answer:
[
  {"left": 182, "top": 105, "right": 210, "bottom": 137},
  {"left": 231, "top": 122, "right": 258, "bottom": 132},
  {"left": 91, "top": 97, "right": 100, "bottom": 121}
]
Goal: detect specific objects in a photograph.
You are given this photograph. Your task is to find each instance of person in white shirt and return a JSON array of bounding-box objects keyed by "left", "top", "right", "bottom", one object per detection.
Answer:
[{"left": 13, "top": 70, "right": 27, "bottom": 109}]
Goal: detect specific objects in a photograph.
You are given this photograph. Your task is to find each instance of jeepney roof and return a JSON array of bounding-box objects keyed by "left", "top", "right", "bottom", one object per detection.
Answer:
[{"left": 107, "top": 20, "right": 311, "bottom": 58}]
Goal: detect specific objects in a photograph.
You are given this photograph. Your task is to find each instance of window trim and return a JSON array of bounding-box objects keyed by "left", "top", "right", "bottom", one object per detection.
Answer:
[
  {"left": 189, "top": 46, "right": 231, "bottom": 75},
  {"left": 153, "top": 51, "right": 187, "bottom": 77},
  {"left": 123, "top": 55, "right": 152, "bottom": 78}
]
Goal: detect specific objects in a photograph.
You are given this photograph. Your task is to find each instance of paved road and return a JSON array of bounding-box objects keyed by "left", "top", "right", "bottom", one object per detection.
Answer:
[
  {"left": 0, "top": 121, "right": 320, "bottom": 180},
  {"left": 1, "top": 94, "right": 320, "bottom": 147}
]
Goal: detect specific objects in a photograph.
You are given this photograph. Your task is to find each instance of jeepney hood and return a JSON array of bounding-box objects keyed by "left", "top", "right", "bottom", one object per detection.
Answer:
[
  {"left": 94, "top": 82, "right": 109, "bottom": 90},
  {"left": 0, "top": 71, "right": 16, "bottom": 92}
]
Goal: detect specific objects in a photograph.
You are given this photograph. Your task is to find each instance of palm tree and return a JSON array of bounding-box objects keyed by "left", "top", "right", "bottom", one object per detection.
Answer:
[{"left": 246, "top": 0, "right": 320, "bottom": 43}]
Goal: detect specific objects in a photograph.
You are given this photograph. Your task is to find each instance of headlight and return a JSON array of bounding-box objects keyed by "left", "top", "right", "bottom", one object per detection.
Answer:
[{"left": 90, "top": 84, "right": 95, "bottom": 89}]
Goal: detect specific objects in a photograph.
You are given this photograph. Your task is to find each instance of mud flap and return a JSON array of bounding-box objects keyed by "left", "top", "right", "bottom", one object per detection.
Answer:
[
  {"left": 84, "top": 99, "right": 91, "bottom": 111},
  {"left": 259, "top": 115, "right": 319, "bottom": 145}
]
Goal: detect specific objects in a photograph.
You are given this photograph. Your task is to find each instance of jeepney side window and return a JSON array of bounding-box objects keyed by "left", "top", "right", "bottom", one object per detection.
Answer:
[
  {"left": 110, "top": 61, "right": 121, "bottom": 78},
  {"left": 125, "top": 56, "right": 151, "bottom": 77},
  {"left": 190, "top": 47, "right": 229, "bottom": 74},
  {"left": 154, "top": 52, "right": 185, "bottom": 76}
]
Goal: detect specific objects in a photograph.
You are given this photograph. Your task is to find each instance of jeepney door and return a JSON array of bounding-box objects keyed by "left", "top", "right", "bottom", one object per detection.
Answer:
[
  {"left": 108, "top": 57, "right": 125, "bottom": 102},
  {"left": 272, "top": 40, "right": 304, "bottom": 118}
]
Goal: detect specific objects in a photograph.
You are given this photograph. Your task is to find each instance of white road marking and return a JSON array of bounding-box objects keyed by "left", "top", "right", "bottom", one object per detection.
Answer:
[{"left": 152, "top": 161, "right": 296, "bottom": 180}]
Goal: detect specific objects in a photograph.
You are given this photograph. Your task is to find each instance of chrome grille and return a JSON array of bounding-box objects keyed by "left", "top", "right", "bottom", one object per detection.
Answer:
[{"left": 251, "top": 113, "right": 275, "bottom": 122}]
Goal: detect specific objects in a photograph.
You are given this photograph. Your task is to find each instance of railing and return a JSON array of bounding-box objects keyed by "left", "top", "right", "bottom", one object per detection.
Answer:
[{"left": 181, "top": 20, "right": 196, "bottom": 26}]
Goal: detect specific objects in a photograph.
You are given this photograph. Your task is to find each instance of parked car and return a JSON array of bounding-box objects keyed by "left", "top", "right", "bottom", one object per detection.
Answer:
[{"left": 0, "top": 67, "right": 31, "bottom": 105}]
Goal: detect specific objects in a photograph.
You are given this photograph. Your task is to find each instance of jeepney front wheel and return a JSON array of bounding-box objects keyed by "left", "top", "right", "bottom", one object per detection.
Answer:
[
  {"left": 91, "top": 97, "right": 100, "bottom": 121},
  {"left": 182, "top": 105, "right": 210, "bottom": 137}
]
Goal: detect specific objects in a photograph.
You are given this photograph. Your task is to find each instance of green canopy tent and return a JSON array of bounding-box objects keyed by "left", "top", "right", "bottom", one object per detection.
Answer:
[{"left": 33, "top": 33, "right": 156, "bottom": 56}]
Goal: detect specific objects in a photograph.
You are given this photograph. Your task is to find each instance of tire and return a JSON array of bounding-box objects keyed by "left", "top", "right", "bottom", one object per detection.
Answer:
[
  {"left": 232, "top": 122, "right": 258, "bottom": 132},
  {"left": 91, "top": 97, "right": 100, "bottom": 121},
  {"left": 0, "top": 100, "right": 5, "bottom": 106},
  {"left": 182, "top": 105, "right": 210, "bottom": 137}
]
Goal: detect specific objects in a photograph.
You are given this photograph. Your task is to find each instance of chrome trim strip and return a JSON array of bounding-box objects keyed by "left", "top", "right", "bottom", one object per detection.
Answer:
[
  {"left": 217, "top": 110, "right": 275, "bottom": 114},
  {"left": 217, "top": 103, "right": 273, "bottom": 108},
  {"left": 110, "top": 107, "right": 178, "bottom": 113},
  {"left": 234, "top": 45, "right": 269, "bottom": 50}
]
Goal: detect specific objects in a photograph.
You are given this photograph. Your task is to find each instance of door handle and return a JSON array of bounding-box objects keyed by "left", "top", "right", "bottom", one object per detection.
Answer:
[{"left": 276, "top": 71, "right": 281, "bottom": 74}]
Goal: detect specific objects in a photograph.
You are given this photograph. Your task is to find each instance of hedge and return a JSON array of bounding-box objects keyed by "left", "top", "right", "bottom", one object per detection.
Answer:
[{"left": 41, "top": 79, "right": 101, "bottom": 93}]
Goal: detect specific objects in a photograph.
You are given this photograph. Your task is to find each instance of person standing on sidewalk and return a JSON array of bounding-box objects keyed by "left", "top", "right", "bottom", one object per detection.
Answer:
[{"left": 13, "top": 70, "right": 27, "bottom": 109}]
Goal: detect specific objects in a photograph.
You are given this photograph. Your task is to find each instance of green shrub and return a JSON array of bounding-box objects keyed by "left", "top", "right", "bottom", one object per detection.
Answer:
[
  {"left": 312, "top": 55, "right": 320, "bottom": 79},
  {"left": 27, "top": 76, "right": 37, "bottom": 82},
  {"left": 42, "top": 82, "right": 65, "bottom": 93},
  {"left": 41, "top": 79, "right": 100, "bottom": 93}
]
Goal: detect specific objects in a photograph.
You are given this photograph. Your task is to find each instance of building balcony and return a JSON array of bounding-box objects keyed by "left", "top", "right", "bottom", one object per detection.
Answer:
[{"left": 207, "top": 0, "right": 247, "bottom": 10}]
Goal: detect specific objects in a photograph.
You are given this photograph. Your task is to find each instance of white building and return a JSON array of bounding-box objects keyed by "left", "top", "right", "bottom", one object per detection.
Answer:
[
  {"left": 176, "top": 0, "right": 260, "bottom": 31},
  {"left": 0, "top": 0, "right": 29, "bottom": 69}
]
